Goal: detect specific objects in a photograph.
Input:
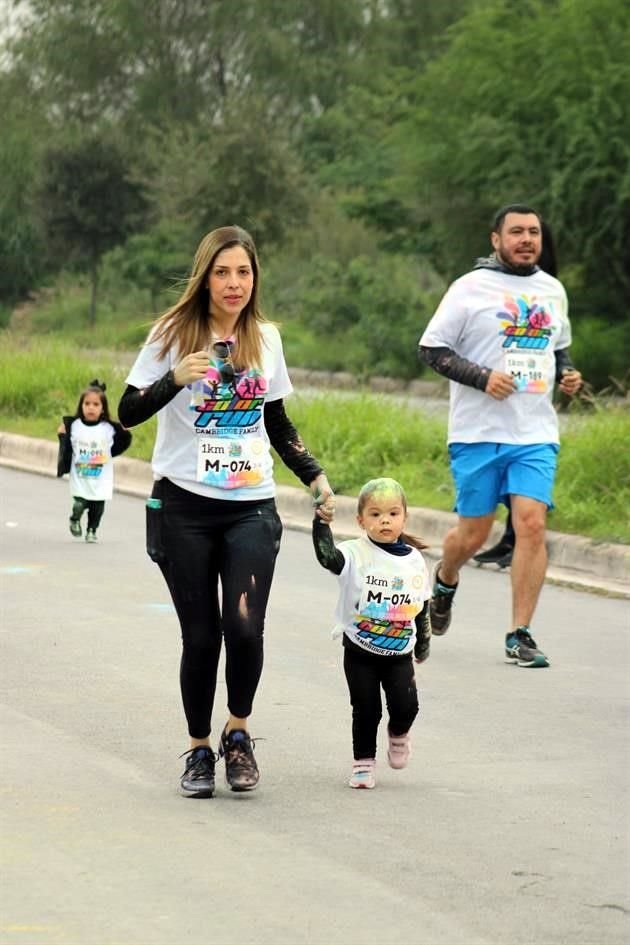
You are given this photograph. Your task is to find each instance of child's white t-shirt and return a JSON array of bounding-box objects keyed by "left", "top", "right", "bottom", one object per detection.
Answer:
[
  {"left": 333, "top": 536, "right": 431, "bottom": 657},
  {"left": 69, "top": 419, "right": 116, "bottom": 501},
  {"left": 420, "top": 267, "right": 571, "bottom": 445},
  {"left": 125, "top": 321, "right": 293, "bottom": 500}
]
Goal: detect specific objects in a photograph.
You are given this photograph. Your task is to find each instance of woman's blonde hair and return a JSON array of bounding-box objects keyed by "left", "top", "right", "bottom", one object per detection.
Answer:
[{"left": 150, "top": 225, "right": 267, "bottom": 370}]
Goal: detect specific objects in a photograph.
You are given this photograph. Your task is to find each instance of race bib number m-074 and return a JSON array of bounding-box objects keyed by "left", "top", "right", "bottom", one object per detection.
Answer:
[{"left": 196, "top": 436, "right": 267, "bottom": 489}]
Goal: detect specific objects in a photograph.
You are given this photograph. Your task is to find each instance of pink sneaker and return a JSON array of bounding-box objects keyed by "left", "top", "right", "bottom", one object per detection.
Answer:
[
  {"left": 348, "top": 759, "right": 376, "bottom": 789},
  {"left": 387, "top": 731, "right": 411, "bottom": 769}
]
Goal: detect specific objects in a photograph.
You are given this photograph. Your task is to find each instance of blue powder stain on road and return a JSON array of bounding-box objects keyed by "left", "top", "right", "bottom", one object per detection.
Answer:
[{"left": 1, "top": 566, "right": 38, "bottom": 574}]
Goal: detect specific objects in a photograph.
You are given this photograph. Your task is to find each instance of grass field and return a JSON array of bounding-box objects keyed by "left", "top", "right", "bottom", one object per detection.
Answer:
[{"left": 1, "top": 333, "right": 628, "bottom": 543}]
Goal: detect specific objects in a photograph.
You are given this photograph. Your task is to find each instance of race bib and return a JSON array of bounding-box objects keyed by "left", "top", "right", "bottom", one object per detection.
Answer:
[
  {"left": 75, "top": 461, "right": 105, "bottom": 478},
  {"left": 74, "top": 447, "right": 109, "bottom": 478},
  {"left": 505, "top": 351, "right": 551, "bottom": 393},
  {"left": 196, "top": 436, "right": 267, "bottom": 489}
]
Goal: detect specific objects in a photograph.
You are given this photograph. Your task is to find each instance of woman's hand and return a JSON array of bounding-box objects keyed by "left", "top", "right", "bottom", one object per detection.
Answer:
[
  {"left": 311, "top": 473, "right": 335, "bottom": 523},
  {"left": 173, "top": 351, "right": 211, "bottom": 387}
]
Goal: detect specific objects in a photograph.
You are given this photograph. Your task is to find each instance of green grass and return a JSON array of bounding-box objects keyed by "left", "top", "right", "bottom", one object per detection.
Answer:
[{"left": 1, "top": 333, "right": 628, "bottom": 543}]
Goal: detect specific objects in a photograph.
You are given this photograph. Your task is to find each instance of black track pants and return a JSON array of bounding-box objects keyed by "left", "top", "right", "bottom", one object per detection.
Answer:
[{"left": 343, "top": 643, "right": 419, "bottom": 760}]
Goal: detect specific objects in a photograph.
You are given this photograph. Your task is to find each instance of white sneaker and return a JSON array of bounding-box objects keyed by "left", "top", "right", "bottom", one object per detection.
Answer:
[
  {"left": 387, "top": 731, "right": 411, "bottom": 769},
  {"left": 348, "top": 759, "right": 376, "bottom": 789}
]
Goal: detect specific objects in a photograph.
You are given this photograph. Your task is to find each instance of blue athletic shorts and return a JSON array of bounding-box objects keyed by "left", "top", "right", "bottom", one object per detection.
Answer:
[{"left": 448, "top": 442, "right": 559, "bottom": 517}]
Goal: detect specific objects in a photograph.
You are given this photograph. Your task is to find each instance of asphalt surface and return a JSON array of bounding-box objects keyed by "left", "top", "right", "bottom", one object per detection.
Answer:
[{"left": 1, "top": 467, "right": 629, "bottom": 945}]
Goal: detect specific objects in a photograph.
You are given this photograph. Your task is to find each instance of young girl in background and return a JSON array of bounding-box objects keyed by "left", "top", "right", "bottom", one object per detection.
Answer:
[
  {"left": 313, "top": 477, "right": 431, "bottom": 790},
  {"left": 57, "top": 379, "right": 132, "bottom": 542}
]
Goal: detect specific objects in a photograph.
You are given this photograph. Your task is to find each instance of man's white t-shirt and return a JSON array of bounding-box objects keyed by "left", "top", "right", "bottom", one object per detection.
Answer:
[
  {"left": 126, "top": 322, "right": 293, "bottom": 500},
  {"left": 332, "top": 536, "right": 431, "bottom": 658},
  {"left": 420, "top": 267, "right": 571, "bottom": 445},
  {"left": 69, "top": 419, "right": 116, "bottom": 501}
]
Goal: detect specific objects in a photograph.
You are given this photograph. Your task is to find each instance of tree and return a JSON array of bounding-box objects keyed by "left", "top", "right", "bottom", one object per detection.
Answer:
[
  {"left": 308, "top": 1, "right": 629, "bottom": 337},
  {"left": 0, "top": 70, "right": 50, "bottom": 303},
  {"left": 140, "top": 120, "right": 309, "bottom": 250},
  {"left": 104, "top": 220, "right": 195, "bottom": 313},
  {"left": 39, "top": 135, "right": 146, "bottom": 324},
  {"left": 8, "top": 0, "right": 367, "bottom": 134}
]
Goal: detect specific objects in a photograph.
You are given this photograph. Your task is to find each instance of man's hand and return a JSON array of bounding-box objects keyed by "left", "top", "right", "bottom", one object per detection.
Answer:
[
  {"left": 485, "top": 370, "right": 517, "bottom": 400},
  {"left": 173, "top": 351, "right": 211, "bottom": 387},
  {"left": 558, "top": 369, "right": 582, "bottom": 396}
]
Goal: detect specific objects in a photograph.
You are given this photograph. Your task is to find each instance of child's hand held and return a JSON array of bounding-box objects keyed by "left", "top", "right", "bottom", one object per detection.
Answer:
[{"left": 311, "top": 474, "right": 335, "bottom": 523}]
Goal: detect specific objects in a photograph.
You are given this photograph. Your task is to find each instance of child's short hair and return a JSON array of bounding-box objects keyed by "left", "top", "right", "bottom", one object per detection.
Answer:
[
  {"left": 357, "top": 478, "right": 427, "bottom": 551},
  {"left": 358, "top": 478, "right": 407, "bottom": 515}
]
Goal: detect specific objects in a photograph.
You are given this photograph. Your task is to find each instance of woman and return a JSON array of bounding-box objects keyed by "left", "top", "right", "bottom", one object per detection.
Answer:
[{"left": 119, "top": 225, "right": 334, "bottom": 798}]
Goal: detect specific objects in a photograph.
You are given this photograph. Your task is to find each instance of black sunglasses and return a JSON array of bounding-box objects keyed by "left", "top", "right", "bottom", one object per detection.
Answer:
[{"left": 212, "top": 340, "right": 235, "bottom": 360}]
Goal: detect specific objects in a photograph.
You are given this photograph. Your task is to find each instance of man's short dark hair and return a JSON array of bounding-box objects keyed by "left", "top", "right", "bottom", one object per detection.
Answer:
[{"left": 492, "top": 204, "right": 542, "bottom": 233}]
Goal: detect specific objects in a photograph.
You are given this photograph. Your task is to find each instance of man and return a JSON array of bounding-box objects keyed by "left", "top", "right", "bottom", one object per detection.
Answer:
[
  {"left": 472, "top": 219, "right": 559, "bottom": 571},
  {"left": 419, "top": 204, "right": 582, "bottom": 667}
]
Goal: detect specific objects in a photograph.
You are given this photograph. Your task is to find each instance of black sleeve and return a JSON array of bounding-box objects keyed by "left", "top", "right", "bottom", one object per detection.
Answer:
[
  {"left": 56, "top": 416, "right": 73, "bottom": 477},
  {"left": 117, "top": 370, "right": 183, "bottom": 427},
  {"left": 554, "top": 347, "right": 575, "bottom": 382},
  {"left": 413, "top": 600, "right": 431, "bottom": 663},
  {"left": 419, "top": 345, "right": 491, "bottom": 391},
  {"left": 111, "top": 422, "right": 133, "bottom": 457},
  {"left": 312, "top": 519, "right": 345, "bottom": 575},
  {"left": 264, "top": 398, "right": 323, "bottom": 487},
  {"left": 414, "top": 600, "right": 431, "bottom": 638}
]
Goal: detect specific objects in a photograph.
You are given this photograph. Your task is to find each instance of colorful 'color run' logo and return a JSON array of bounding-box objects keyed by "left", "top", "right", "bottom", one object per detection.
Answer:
[{"left": 497, "top": 293, "right": 553, "bottom": 350}]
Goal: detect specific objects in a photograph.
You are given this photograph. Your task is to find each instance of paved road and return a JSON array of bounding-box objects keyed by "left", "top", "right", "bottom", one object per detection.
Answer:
[{"left": 1, "top": 468, "right": 629, "bottom": 945}]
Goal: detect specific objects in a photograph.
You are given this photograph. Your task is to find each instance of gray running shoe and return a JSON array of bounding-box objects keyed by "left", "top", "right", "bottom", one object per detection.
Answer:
[
  {"left": 180, "top": 746, "right": 216, "bottom": 798},
  {"left": 505, "top": 628, "right": 549, "bottom": 668},
  {"left": 69, "top": 518, "right": 82, "bottom": 537}
]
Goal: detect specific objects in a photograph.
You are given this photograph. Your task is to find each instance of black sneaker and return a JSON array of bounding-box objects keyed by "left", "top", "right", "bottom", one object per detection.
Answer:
[
  {"left": 429, "top": 562, "right": 458, "bottom": 636},
  {"left": 413, "top": 605, "right": 431, "bottom": 664},
  {"left": 69, "top": 518, "right": 82, "bottom": 537},
  {"left": 505, "top": 628, "right": 549, "bottom": 668},
  {"left": 219, "top": 728, "right": 259, "bottom": 792},
  {"left": 180, "top": 746, "right": 216, "bottom": 798},
  {"left": 473, "top": 539, "right": 514, "bottom": 568}
]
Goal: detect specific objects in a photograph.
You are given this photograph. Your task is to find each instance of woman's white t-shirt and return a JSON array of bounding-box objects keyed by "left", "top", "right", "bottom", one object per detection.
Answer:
[
  {"left": 69, "top": 419, "right": 116, "bottom": 501},
  {"left": 332, "top": 536, "right": 431, "bottom": 657},
  {"left": 125, "top": 322, "right": 293, "bottom": 500},
  {"left": 420, "top": 267, "right": 571, "bottom": 445}
]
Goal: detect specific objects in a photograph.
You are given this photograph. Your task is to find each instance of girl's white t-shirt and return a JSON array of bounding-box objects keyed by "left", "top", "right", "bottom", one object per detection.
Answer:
[
  {"left": 333, "top": 536, "right": 431, "bottom": 657},
  {"left": 69, "top": 419, "right": 116, "bottom": 500},
  {"left": 125, "top": 321, "right": 293, "bottom": 500},
  {"left": 420, "top": 267, "right": 571, "bottom": 445}
]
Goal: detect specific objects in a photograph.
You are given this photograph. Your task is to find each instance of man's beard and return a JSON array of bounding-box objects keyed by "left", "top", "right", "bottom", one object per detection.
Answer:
[{"left": 497, "top": 249, "right": 539, "bottom": 276}]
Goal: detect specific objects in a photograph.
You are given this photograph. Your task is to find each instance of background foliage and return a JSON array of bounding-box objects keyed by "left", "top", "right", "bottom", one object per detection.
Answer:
[
  {"left": 0, "top": 336, "right": 627, "bottom": 543},
  {"left": 1, "top": 0, "right": 628, "bottom": 389}
]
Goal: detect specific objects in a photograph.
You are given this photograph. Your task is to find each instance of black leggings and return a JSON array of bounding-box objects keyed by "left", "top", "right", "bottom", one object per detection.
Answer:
[
  {"left": 71, "top": 496, "right": 105, "bottom": 531},
  {"left": 157, "top": 479, "right": 283, "bottom": 739},
  {"left": 343, "top": 642, "right": 419, "bottom": 760}
]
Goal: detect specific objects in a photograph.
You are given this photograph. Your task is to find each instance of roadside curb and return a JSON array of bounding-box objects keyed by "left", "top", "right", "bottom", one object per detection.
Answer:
[{"left": 1, "top": 430, "right": 628, "bottom": 599}]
